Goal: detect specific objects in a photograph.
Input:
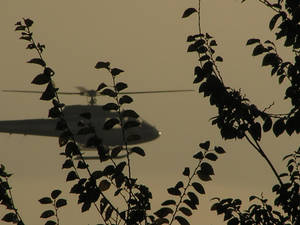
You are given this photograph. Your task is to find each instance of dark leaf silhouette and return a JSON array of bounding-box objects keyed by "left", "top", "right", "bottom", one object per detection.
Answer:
[
  {"left": 246, "top": 38, "right": 260, "bottom": 45},
  {"left": 97, "top": 82, "right": 107, "bottom": 91},
  {"left": 179, "top": 207, "right": 192, "bottom": 216},
  {"left": 99, "top": 180, "right": 111, "bottom": 192},
  {"left": 45, "top": 221, "right": 56, "bottom": 225},
  {"left": 102, "top": 103, "right": 119, "bottom": 111},
  {"left": 95, "top": 61, "right": 110, "bottom": 69},
  {"left": 51, "top": 190, "right": 62, "bottom": 200},
  {"left": 27, "top": 58, "right": 46, "bottom": 67},
  {"left": 66, "top": 171, "right": 79, "bottom": 181},
  {"left": 39, "top": 197, "right": 53, "bottom": 204},
  {"left": 40, "top": 210, "right": 55, "bottom": 218},
  {"left": 116, "top": 82, "right": 128, "bottom": 92},
  {"left": 119, "top": 95, "right": 133, "bottom": 104},
  {"left": 103, "top": 118, "right": 119, "bottom": 130},
  {"left": 31, "top": 73, "right": 50, "bottom": 85},
  {"left": 24, "top": 18, "right": 34, "bottom": 27},
  {"left": 121, "top": 109, "right": 139, "bottom": 118},
  {"left": 273, "top": 118, "right": 285, "bottom": 137},
  {"left": 2, "top": 212, "right": 17, "bottom": 222},
  {"left": 183, "top": 167, "right": 190, "bottom": 176},
  {"left": 56, "top": 199, "right": 67, "bottom": 208},
  {"left": 192, "top": 182, "right": 205, "bottom": 194},
  {"left": 111, "top": 68, "right": 124, "bottom": 76},
  {"left": 154, "top": 207, "right": 173, "bottom": 218},
  {"left": 167, "top": 187, "right": 181, "bottom": 196},
  {"left": 205, "top": 153, "right": 218, "bottom": 161},
  {"left": 161, "top": 200, "right": 176, "bottom": 206},
  {"left": 263, "top": 116, "right": 272, "bottom": 132},
  {"left": 199, "top": 141, "right": 210, "bottom": 150},
  {"left": 182, "top": 8, "right": 197, "bottom": 18},
  {"left": 175, "top": 216, "right": 190, "bottom": 225},
  {"left": 252, "top": 44, "right": 266, "bottom": 56},
  {"left": 214, "top": 146, "right": 226, "bottom": 154},
  {"left": 131, "top": 147, "right": 145, "bottom": 156}
]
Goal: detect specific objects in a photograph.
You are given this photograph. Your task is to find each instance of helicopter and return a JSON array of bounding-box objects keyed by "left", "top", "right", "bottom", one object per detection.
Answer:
[{"left": 1, "top": 87, "right": 193, "bottom": 157}]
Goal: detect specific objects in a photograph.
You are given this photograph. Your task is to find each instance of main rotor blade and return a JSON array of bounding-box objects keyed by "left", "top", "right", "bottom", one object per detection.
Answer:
[
  {"left": 3, "top": 90, "right": 81, "bottom": 95},
  {"left": 120, "top": 89, "right": 194, "bottom": 94}
]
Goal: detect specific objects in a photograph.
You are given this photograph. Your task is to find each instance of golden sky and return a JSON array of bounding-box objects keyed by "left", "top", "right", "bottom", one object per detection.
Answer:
[{"left": 0, "top": 1, "right": 298, "bottom": 224}]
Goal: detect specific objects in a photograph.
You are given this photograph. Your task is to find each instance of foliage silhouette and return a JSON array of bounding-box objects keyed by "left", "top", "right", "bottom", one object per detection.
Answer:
[{"left": 1, "top": 0, "right": 300, "bottom": 225}]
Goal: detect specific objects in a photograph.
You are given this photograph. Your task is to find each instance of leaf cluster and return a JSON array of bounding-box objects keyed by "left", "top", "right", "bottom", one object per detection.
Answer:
[{"left": 151, "top": 141, "right": 225, "bottom": 225}]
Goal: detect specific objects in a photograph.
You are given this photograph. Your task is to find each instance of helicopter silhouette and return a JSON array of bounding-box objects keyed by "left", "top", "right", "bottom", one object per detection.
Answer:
[{"left": 1, "top": 87, "right": 193, "bottom": 158}]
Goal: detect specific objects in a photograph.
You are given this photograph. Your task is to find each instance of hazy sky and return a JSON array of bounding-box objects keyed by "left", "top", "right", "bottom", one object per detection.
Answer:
[{"left": 1, "top": 1, "right": 298, "bottom": 225}]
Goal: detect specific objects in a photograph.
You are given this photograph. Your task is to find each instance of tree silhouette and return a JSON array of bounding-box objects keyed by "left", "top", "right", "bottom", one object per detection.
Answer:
[{"left": 1, "top": 0, "right": 299, "bottom": 225}]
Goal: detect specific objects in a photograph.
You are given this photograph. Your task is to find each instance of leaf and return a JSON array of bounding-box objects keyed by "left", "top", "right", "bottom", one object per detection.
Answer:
[
  {"left": 27, "top": 58, "right": 46, "bottom": 67},
  {"left": 252, "top": 44, "right": 266, "bottom": 56},
  {"left": 2, "top": 212, "right": 17, "bottom": 222},
  {"left": 154, "top": 207, "right": 173, "bottom": 218},
  {"left": 81, "top": 202, "right": 91, "bottom": 212},
  {"left": 246, "top": 38, "right": 260, "bottom": 45},
  {"left": 24, "top": 18, "right": 34, "bottom": 27},
  {"left": 45, "top": 220, "right": 57, "bottom": 225},
  {"left": 39, "top": 197, "right": 53, "bottom": 204},
  {"left": 182, "top": 8, "right": 197, "bottom": 18},
  {"left": 116, "top": 82, "right": 128, "bottom": 92},
  {"left": 262, "top": 53, "right": 279, "bottom": 66},
  {"left": 62, "top": 159, "right": 73, "bottom": 169},
  {"left": 119, "top": 95, "right": 133, "bottom": 104},
  {"left": 199, "top": 141, "right": 210, "bottom": 150},
  {"left": 131, "top": 146, "right": 145, "bottom": 156},
  {"left": 99, "top": 180, "right": 111, "bottom": 191},
  {"left": 121, "top": 109, "right": 139, "bottom": 118},
  {"left": 263, "top": 116, "right": 272, "bottom": 132},
  {"left": 273, "top": 118, "right": 285, "bottom": 137},
  {"left": 15, "top": 25, "right": 26, "bottom": 31},
  {"left": 215, "top": 56, "right": 223, "bottom": 62},
  {"left": 205, "top": 153, "right": 218, "bottom": 161},
  {"left": 187, "top": 192, "right": 199, "bottom": 205},
  {"left": 167, "top": 187, "right": 181, "bottom": 196},
  {"left": 192, "top": 182, "right": 205, "bottom": 194},
  {"left": 111, "top": 68, "right": 124, "bottom": 76},
  {"left": 228, "top": 217, "right": 239, "bottom": 225},
  {"left": 32, "top": 73, "right": 50, "bottom": 85},
  {"left": 269, "top": 13, "right": 281, "bottom": 30},
  {"left": 249, "top": 122, "right": 261, "bottom": 141},
  {"left": 105, "top": 206, "right": 113, "bottom": 221},
  {"left": 97, "top": 82, "right": 107, "bottom": 91},
  {"left": 101, "top": 88, "right": 117, "bottom": 97},
  {"left": 40, "top": 210, "right": 55, "bottom": 218},
  {"left": 56, "top": 199, "right": 67, "bottom": 208},
  {"left": 102, "top": 103, "right": 119, "bottom": 111},
  {"left": 40, "top": 82, "right": 56, "bottom": 101},
  {"left": 201, "top": 162, "right": 214, "bottom": 175},
  {"left": 66, "top": 171, "right": 79, "bottom": 181},
  {"left": 161, "top": 200, "right": 176, "bottom": 206},
  {"left": 193, "top": 151, "right": 204, "bottom": 159},
  {"left": 103, "top": 118, "right": 119, "bottom": 130},
  {"left": 175, "top": 216, "right": 190, "bottom": 225},
  {"left": 210, "top": 40, "right": 217, "bottom": 46},
  {"left": 77, "top": 160, "right": 88, "bottom": 169},
  {"left": 95, "top": 61, "right": 110, "bottom": 69},
  {"left": 111, "top": 146, "right": 122, "bottom": 158},
  {"left": 91, "top": 170, "right": 103, "bottom": 180},
  {"left": 214, "top": 146, "right": 226, "bottom": 154},
  {"left": 183, "top": 167, "right": 190, "bottom": 176},
  {"left": 183, "top": 199, "right": 197, "bottom": 209},
  {"left": 179, "top": 207, "right": 192, "bottom": 216}
]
